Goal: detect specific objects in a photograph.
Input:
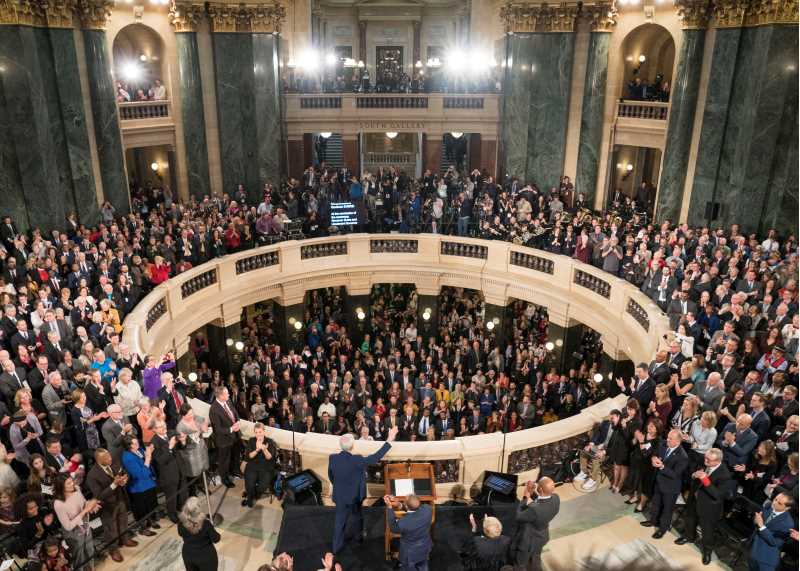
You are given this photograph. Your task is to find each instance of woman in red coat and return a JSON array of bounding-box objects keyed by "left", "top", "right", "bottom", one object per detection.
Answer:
[{"left": 147, "top": 256, "right": 170, "bottom": 285}]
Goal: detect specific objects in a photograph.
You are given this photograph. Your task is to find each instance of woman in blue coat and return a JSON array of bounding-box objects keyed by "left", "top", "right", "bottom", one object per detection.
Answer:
[{"left": 121, "top": 436, "right": 160, "bottom": 536}]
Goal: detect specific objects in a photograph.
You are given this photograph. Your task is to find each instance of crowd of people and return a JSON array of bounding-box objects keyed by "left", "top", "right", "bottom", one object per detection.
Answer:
[
  {"left": 115, "top": 79, "right": 168, "bottom": 103},
  {"left": 625, "top": 72, "right": 671, "bottom": 102},
  {"left": 283, "top": 68, "right": 501, "bottom": 94},
  {"left": 0, "top": 159, "right": 796, "bottom": 569}
]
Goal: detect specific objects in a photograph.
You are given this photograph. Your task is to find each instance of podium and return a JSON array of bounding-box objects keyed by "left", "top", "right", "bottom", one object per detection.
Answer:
[{"left": 383, "top": 462, "right": 436, "bottom": 560}]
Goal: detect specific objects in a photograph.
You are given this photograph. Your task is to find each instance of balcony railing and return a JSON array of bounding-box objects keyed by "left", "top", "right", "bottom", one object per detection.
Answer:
[
  {"left": 363, "top": 152, "right": 416, "bottom": 165},
  {"left": 616, "top": 100, "right": 669, "bottom": 120},
  {"left": 356, "top": 96, "right": 429, "bottom": 109},
  {"left": 118, "top": 100, "right": 171, "bottom": 120}
]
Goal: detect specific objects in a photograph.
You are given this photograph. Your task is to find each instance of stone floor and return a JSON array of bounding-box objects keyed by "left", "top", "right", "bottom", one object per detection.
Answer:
[{"left": 97, "top": 478, "right": 730, "bottom": 571}]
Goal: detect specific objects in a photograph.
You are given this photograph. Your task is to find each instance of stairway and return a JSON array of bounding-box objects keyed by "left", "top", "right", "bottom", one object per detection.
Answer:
[
  {"left": 439, "top": 134, "right": 469, "bottom": 174},
  {"left": 316, "top": 133, "right": 344, "bottom": 169}
]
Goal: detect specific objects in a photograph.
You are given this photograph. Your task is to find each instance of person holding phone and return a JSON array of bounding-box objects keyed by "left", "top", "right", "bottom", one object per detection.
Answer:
[{"left": 511, "top": 477, "right": 560, "bottom": 571}]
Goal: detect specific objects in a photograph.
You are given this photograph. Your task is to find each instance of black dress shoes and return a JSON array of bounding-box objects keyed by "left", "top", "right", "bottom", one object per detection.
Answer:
[
  {"left": 702, "top": 552, "right": 712, "bottom": 565},
  {"left": 224, "top": 478, "right": 235, "bottom": 488},
  {"left": 640, "top": 521, "right": 654, "bottom": 527},
  {"left": 652, "top": 530, "right": 665, "bottom": 539},
  {"left": 674, "top": 537, "right": 690, "bottom": 545}
]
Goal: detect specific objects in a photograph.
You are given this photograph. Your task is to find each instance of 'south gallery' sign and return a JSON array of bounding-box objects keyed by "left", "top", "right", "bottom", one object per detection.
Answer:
[{"left": 358, "top": 121, "right": 425, "bottom": 130}]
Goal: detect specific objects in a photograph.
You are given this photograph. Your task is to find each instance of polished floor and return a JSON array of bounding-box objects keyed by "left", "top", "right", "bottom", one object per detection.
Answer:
[{"left": 97, "top": 479, "right": 730, "bottom": 571}]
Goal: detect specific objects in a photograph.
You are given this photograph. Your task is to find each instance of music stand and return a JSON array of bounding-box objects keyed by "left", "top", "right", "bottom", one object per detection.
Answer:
[{"left": 383, "top": 462, "right": 436, "bottom": 560}]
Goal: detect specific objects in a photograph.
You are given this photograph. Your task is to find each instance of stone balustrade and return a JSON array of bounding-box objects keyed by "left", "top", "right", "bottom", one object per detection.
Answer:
[
  {"left": 118, "top": 100, "right": 171, "bottom": 120},
  {"left": 124, "top": 234, "right": 669, "bottom": 500},
  {"left": 616, "top": 100, "right": 669, "bottom": 121}
]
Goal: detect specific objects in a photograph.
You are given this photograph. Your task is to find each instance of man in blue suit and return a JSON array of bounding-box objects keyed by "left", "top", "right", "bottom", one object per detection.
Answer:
[
  {"left": 641, "top": 428, "right": 689, "bottom": 538},
  {"left": 329, "top": 426, "right": 398, "bottom": 553},
  {"left": 749, "top": 493, "right": 794, "bottom": 571},
  {"left": 385, "top": 493, "right": 433, "bottom": 571}
]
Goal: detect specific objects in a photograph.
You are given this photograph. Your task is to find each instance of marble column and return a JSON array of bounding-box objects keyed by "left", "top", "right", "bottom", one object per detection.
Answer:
[
  {"left": 655, "top": 29, "right": 706, "bottom": 223},
  {"left": 175, "top": 32, "right": 211, "bottom": 198},
  {"left": 252, "top": 33, "right": 283, "bottom": 190},
  {"left": 0, "top": 77, "right": 29, "bottom": 230},
  {"left": 525, "top": 32, "right": 575, "bottom": 190},
  {"left": 575, "top": 31, "right": 611, "bottom": 203},
  {"left": 687, "top": 27, "right": 742, "bottom": 227},
  {"left": 500, "top": 34, "right": 532, "bottom": 180},
  {"left": 82, "top": 29, "right": 130, "bottom": 214}
]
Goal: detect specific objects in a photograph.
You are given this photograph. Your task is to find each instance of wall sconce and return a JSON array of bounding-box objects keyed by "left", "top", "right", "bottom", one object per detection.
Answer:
[
  {"left": 545, "top": 342, "right": 555, "bottom": 351},
  {"left": 486, "top": 321, "right": 495, "bottom": 330},
  {"left": 225, "top": 338, "right": 234, "bottom": 347},
  {"left": 356, "top": 308, "right": 366, "bottom": 321},
  {"left": 293, "top": 321, "right": 303, "bottom": 331},
  {"left": 450, "top": 132, "right": 463, "bottom": 139},
  {"left": 626, "top": 163, "right": 634, "bottom": 172},
  {"left": 188, "top": 372, "right": 198, "bottom": 382},
  {"left": 422, "top": 309, "right": 431, "bottom": 321},
  {"left": 150, "top": 162, "right": 159, "bottom": 172},
  {"left": 593, "top": 373, "right": 603, "bottom": 383},
  {"left": 386, "top": 132, "right": 398, "bottom": 139},
  {"left": 319, "top": 132, "right": 332, "bottom": 139},
  {"left": 638, "top": 54, "right": 646, "bottom": 64},
  {"left": 234, "top": 341, "right": 244, "bottom": 351}
]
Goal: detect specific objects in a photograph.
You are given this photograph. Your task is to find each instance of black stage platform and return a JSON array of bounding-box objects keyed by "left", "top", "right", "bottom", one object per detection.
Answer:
[{"left": 274, "top": 503, "right": 519, "bottom": 570}]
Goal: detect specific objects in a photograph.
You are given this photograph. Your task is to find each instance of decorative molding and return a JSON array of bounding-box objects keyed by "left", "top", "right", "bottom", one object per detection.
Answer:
[
  {"left": 181, "top": 268, "right": 218, "bottom": 299},
  {"left": 626, "top": 298, "right": 650, "bottom": 332},
  {"left": 0, "top": 0, "right": 77, "bottom": 27},
  {"left": 169, "top": 0, "right": 205, "bottom": 32},
  {"left": 573, "top": 269, "right": 611, "bottom": 299},
  {"left": 146, "top": 298, "right": 168, "bottom": 331},
  {"left": 581, "top": 2, "right": 617, "bottom": 32},
  {"left": 76, "top": 0, "right": 111, "bottom": 29},
  {"left": 206, "top": 2, "right": 285, "bottom": 33},
  {"left": 500, "top": 2, "right": 580, "bottom": 33},
  {"left": 743, "top": 0, "right": 798, "bottom": 26},
  {"left": 674, "top": 0, "right": 711, "bottom": 29}
]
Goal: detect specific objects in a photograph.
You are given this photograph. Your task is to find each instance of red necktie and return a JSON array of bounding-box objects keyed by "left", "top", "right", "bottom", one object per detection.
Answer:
[{"left": 172, "top": 389, "right": 182, "bottom": 410}]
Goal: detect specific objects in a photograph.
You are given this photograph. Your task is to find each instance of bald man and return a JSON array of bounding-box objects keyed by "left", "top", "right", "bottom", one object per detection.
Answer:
[
  {"left": 511, "top": 477, "right": 560, "bottom": 571},
  {"left": 641, "top": 429, "right": 689, "bottom": 539},
  {"left": 717, "top": 413, "right": 758, "bottom": 468}
]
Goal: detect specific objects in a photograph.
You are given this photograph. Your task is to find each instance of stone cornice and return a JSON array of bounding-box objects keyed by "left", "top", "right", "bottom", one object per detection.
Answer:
[
  {"left": 711, "top": 0, "right": 749, "bottom": 26},
  {"left": 77, "top": 0, "right": 112, "bottom": 29},
  {"left": 743, "top": 0, "right": 798, "bottom": 26},
  {"left": 581, "top": 2, "right": 617, "bottom": 32},
  {"left": 169, "top": 1, "right": 205, "bottom": 32},
  {"left": 674, "top": 0, "right": 711, "bottom": 29},
  {"left": 500, "top": 2, "right": 581, "bottom": 33},
  {"left": 206, "top": 2, "right": 286, "bottom": 33}
]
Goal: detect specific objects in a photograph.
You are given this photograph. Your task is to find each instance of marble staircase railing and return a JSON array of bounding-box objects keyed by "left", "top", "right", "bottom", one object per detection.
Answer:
[
  {"left": 118, "top": 100, "right": 171, "bottom": 120},
  {"left": 616, "top": 100, "right": 669, "bottom": 121}
]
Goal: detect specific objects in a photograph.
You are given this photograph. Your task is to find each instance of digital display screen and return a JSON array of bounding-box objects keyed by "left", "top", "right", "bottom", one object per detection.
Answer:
[
  {"left": 485, "top": 474, "right": 515, "bottom": 495},
  {"left": 330, "top": 202, "right": 358, "bottom": 226},
  {"left": 286, "top": 473, "right": 314, "bottom": 492}
]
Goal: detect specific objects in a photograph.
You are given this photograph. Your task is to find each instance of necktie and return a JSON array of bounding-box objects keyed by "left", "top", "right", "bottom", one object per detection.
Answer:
[
  {"left": 222, "top": 401, "right": 234, "bottom": 422},
  {"left": 12, "top": 373, "right": 20, "bottom": 388},
  {"left": 57, "top": 454, "right": 65, "bottom": 468},
  {"left": 420, "top": 418, "right": 427, "bottom": 435},
  {"left": 765, "top": 511, "right": 777, "bottom": 524},
  {"left": 172, "top": 389, "right": 182, "bottom": 410},
  {"left": 778, "top": 432, "right": 789, "bottom": 443},
  {"left": 664, "top": 448, "right": 673, "bottom": 460}
]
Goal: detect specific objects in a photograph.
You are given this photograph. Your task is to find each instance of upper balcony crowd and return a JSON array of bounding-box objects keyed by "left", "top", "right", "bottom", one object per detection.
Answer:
[{"left": 0, "top": 162, "right": 795, "bottom": 569}]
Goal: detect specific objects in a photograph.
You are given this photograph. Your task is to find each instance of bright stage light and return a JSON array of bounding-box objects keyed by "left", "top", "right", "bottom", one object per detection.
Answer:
[
  {"left": 325, "top": 53, "right": 337, "bottom": 66},
  {"left": 298, "top": 49, "right": 319, "bottom": 71},
  {"left": 121, "top": 62, "right": 142, "bottom": 82},
  {"left": 445, "top": 49, "right": 466, "bottom": 72}
]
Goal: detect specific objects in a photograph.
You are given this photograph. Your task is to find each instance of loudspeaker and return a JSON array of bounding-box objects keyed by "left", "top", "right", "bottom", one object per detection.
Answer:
[
  {"left": 473, "top": 471, "right": 518, "bottom": 505},
  {"left": 282, "top": 470, "right": 322, "bottom": 506}
]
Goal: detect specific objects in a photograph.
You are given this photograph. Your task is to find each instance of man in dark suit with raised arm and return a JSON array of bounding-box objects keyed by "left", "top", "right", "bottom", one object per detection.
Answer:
[
  {"left": 674, "top": 448, "right": 733, "bottom": 565},
  {"left": 385, "top": 493, "right": 433, "bottom": 571},
  {"left": 329, "top": 425, "right": 398, "bottom": 554},
  {"left": 641, "top": 428, "right": 689, "bottom": 539},
  {"left": 511, "top": 476, "right": 560, "bottom": 571}
]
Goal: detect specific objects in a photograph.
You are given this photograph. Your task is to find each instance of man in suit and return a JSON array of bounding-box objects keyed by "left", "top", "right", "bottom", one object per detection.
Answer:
[
  {"left": 385, "top": 494, "right": 433, "bottom": 571},
  {"left": 641, "top": 429, "right": 689, "bottom": 538},
  {"left": 736, "top": 270, "right": 764, "bottom": 301},
  {"left": 329, "top": 427, "right": 398, "bottom": 554},
  {"left": 0, "top": 359, "right": 27, "bottom": 407},
  {"left": 209, "top": 386, "right": 242, "bottom": 488},
  {"left": 667, "top": 291, "right": 698, "bottom": 331},
  {"left": 101, "top": 404, "right": 136, "bottom": 464},
  {"left": 749, "top": 493, "right": 794, "bottom": 571},
  {"left": 666, "top": 341, "right": 687, "bottom": 374},
  {"left": 41, "top": 370, "right": 69, "bottom": 427},
  {"left": 692, "top": 372, "right": 726, "bottom": 413},
  {"left": 434, "top": 410, "right": 452, "bottom": 439},
  {"left": 150, "top": 419, "right": 184, "bottom": 523},
  {"left": 157, "top": 372, "right": 187, "bottom": 430},
  {"left": 615, "top": 363, "right": 655, "bottom": 409},
  {"left": 748, "top": 392, "right": 772, "bottom": 442},
  {"left": 511, "top": 477, "right": 560, "bottom": 571},
  {"left": 575, "top": 411, "right": 620, "bottom": 491},
  {"left": 674, "top": 448, "right": 733, "bottom": 564},
  {"left": 718, "top": 413, "right": 758, "bottom": 468},
  {"left": 400, "top": 405, "right": 418, "bottom": 441},
  {"left": 648, "top": 352, "right": 671, "bottom": 385},
  {"left": 86, "top": 448, "right": 138, "bottom": 562}
]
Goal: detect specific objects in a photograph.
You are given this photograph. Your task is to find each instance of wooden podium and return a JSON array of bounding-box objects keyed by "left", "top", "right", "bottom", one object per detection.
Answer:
[{"left": 383, "top": 462, "right": 436, "bottom": 560}]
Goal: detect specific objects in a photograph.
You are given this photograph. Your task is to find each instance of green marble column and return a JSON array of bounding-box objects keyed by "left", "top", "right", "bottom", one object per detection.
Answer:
[
  {"left": 83, "top": 29, "right": 129, "bottom": 214},
  {"left": 687, "top": 28, "right": 741, "bottom": 227},
  {"left": 49, "top": 28, "right": 101, "bottom": 226},
  {"left": 175, "top": 32, "right": 211, "bottom": 198},
  {"left": 0, "top": 79, "right": 28, "bottom": 230},
  {"left": 526, "top": 33, "right": 575, "bottom": 190},
  {"left": 501, "top": 34, "right": 533, "bottom": 179},
  {"left": 213, "top": 33, "right": 259, "bottom": 197},
  {"left": 575, "top": 31, "right": 611, "bottom": 203},
  {"left": 656, "top": 29, "right": 705, "bottom": 223},
  {"left": 714, "top": 25, "right": 798, "bottom": 233},
  {"left": 252, "top": 33, "right": 283, "bottom": 190}
]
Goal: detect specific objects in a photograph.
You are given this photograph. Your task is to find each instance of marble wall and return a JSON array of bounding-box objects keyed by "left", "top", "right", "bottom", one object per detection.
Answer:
[
  {"left": 501, "top": 33, "right": 574, "bottom": 188},
  {"left": 575, "top": 32, "right": 610, "bottom": 203},
  {"left": 176, "top": 32, "right": 211, "bottom": 198},
  {"left": 688, "top": 24, "right": 798, "bottom": 234},
  {"left": 83, "top": 29, "right": 130, "bottom": 214},
  {"left": 656, "top": 29, "right": 705, "bottom": 223},
  {"left": 212, "top": 33, "right": 282, "bottom": 200},
  {"left": 0, "top": 26, "right": 100, "bottom": 231}
]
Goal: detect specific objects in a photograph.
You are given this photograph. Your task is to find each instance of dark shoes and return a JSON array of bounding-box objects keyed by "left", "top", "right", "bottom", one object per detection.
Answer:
[
  {"left": 640, "top": 521, "right": 654, "bottom": 527},
  {"left": 702, "top": 552, "right": 712, "bottom": 565},
  {"left": 140, "top": 529, "right": 157, "bottom": 537},
  {"left": 674, "top": 537, "right": 690, "bottom": 545},
  {"left": 652, "top": 530, "right": 665, "bottom": 539},
  {"left": 121, "top": 538, "right": 138, "bottom": 548},
  {"left": 110, "top": 550, "right": 123, "bottom": 563},
  {"left": 241, "top": 498, "right": 254, "bottom": 507}
]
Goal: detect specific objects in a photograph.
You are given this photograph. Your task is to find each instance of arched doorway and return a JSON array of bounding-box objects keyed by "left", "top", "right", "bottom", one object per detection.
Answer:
[
  {"left": 112, "top": 23, "right": 166, "bottom": 101},
  {"left": 619, "top": 24, "right": 675, "bottom": 101}
]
